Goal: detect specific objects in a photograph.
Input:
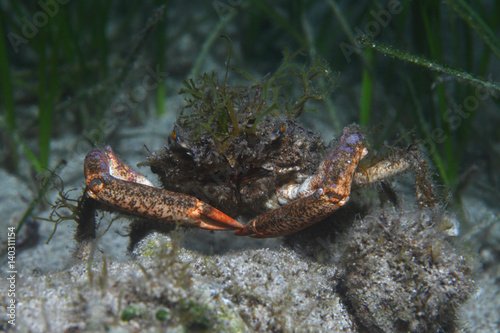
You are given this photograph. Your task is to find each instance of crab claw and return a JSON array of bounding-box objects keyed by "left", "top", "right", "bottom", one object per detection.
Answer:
[
  {"left": 84, "top": 146, "right": 243, "bottom": 231},
  {"left": 234, "top": 188, "right": 344, "bottom": 237},
  {"left": 236, "top": 125, "right": 368, "bottom": 238}
]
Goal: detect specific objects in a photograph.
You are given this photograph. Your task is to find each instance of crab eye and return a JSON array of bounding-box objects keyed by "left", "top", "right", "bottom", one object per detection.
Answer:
[
  {"left": 270, "top": 123, "right": 287, "bottom": 141},
  {"left": 171, "top": 129, "right": 191, "bottom": 149},
  {"left": 277, "top": 124, "right": 286, "bottom": 136}
]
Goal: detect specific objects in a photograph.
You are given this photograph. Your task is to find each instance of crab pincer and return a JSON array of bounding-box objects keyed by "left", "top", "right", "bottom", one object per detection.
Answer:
[
  {"left": 84, "top": 146, "right": 243, "bottom": 231},
  {"left": 235, "top": 126, "right": 368, "bottom": 237}
]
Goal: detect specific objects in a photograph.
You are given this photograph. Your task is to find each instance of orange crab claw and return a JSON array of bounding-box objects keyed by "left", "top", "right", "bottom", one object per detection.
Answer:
[
  {"left": 84, "top": 146, "right": 243, "bottom": 231},
  {"left": 188, "top": 199, "right": 244, "bottom": 230}
]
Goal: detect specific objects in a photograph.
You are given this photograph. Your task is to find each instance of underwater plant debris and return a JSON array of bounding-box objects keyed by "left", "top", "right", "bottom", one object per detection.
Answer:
[{"left": 338, "top": 207, "right": 476, "bottom": 332}]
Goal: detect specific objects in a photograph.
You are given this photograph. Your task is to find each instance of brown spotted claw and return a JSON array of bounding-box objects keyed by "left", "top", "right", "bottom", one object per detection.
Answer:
[
  {"left": 84, "top": 146, "right": 243, "bottom": 231},
  {"left": 235, "top": 126, "right": 368, "bottom": 237}
]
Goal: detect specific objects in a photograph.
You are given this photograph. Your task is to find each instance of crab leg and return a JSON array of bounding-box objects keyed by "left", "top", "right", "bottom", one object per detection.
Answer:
[
  {"left": 236, "top": 126, "right": 368, "bottom": 237},
  {"left": 84, "top": 146, "right": 243, "bottom": 231},
  {"left": 352, "top": 146, "right": 436, "bottom": 207}
]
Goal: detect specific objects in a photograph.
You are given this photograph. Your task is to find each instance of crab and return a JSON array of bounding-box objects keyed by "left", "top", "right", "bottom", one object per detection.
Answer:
[
  {"left": 77, "top": 67, "right": 436, "bottom": 242},
  {"left": 82, "top": 123, "right": 435, "bottom": 239}
]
